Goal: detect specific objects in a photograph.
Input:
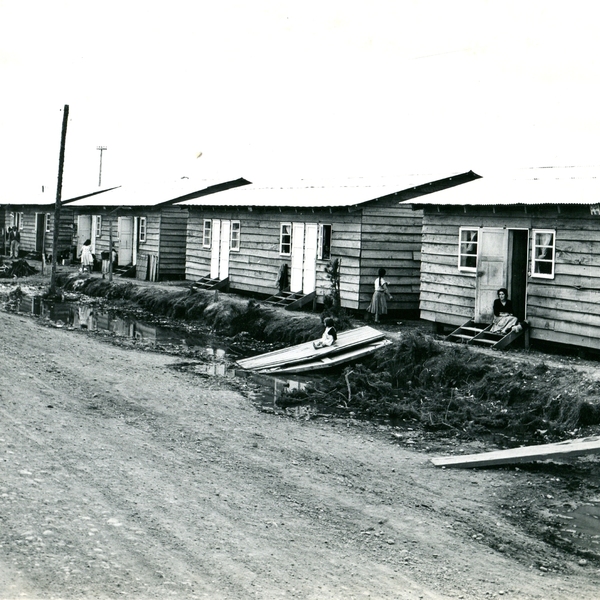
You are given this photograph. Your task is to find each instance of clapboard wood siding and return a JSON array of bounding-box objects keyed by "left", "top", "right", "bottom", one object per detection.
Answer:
[
  {"left": 420, "top": 203, "right": 600, "bottom": 350},
  {"left": 136, "top": 212, "right": 160, "bottom": 280},
  {"left": 139, "top": 213, "right": 160, "bottom": 255},
  {"left": 360, "top": 201, "right": 423, "bottom": 312},
  {"left": 92, "top": 214, "right": 117, "bottom": 258},
  {"left": 69, "top": 207, "right": 187, "bottom": 280},
  {"left": 157, "top": 207, "right": 188, "bottom": 278},
  {"left": 3, "top": 206, "right": 74, "bottom": 257},
  {"left": 183, "top": 172, "right": 478, "bottom": 312},
  {"left": 186, "top": 208, "right": 364, "bottom": 307}
]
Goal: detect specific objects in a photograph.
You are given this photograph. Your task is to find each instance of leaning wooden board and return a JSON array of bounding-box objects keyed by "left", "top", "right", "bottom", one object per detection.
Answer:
[
  {"left": 430, "top": 436, "right": 600, "bottom": 468},
  {"left": 259, "top": 338, "right": 393, "bottom": 374},
  {"left": 236, "top": 326, "right": 385, "bottom": 371}
]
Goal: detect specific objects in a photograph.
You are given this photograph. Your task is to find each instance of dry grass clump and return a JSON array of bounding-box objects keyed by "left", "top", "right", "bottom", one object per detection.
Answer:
[
  {"left": 301, "top": 331, "right": 600, "bottom": 444},
  {"left": 55, "top": 274, "right": 324, "bottom": 345}
]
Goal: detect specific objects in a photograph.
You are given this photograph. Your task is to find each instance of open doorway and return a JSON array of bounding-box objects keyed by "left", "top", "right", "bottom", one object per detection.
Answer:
[
  {"left": 507, "top": 229, "right": 528, "bottom": 322},
  {"left": 475, "top": 228, "right": 528, "bottom": 323},
  {"left": 35, "top": 213, "right": 45, "bottom": 253}
]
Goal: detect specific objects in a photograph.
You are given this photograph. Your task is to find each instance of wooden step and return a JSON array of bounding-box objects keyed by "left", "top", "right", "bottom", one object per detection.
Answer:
[
  {"left": 190, "top": 276, "right": 229, "bottom": 291},
  {"left": 449, "top": 333, "right": 477, "bottom": 341},
  {"left": 263, "top": 290, "right": 314, "bottom": 311}
]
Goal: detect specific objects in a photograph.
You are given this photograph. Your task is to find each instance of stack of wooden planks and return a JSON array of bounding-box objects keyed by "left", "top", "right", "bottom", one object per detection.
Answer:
[{"left": 236, "top": 325, "right": 392, "bottom": 374}]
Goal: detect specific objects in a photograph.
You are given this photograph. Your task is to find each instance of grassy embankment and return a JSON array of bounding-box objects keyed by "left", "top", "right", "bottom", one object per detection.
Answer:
[{"left": 54, "top": 273, "right": 600, "bottom": 445}]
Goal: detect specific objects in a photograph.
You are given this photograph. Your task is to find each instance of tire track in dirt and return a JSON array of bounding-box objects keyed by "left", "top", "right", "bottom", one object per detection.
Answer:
[{"left": 1, "top": 309, "right": 600, "bottom": 599}]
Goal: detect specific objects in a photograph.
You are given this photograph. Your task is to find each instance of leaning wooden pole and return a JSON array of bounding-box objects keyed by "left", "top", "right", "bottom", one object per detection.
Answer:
[{"left": 50, "top": 105, "right": 69, "bottom": 296}]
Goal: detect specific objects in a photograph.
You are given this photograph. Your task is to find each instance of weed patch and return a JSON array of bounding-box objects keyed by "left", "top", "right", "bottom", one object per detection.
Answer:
[
  {"left": 291, "top": 331, "right": 600, "bottom": 445},
  {"left": 55, "top": 274, "right": 324, "bottom": 346}
]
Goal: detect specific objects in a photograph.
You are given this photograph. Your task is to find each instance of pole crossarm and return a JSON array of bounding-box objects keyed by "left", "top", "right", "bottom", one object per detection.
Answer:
[{"left": 97, "top": 145, "right": 107, "bottom": 187}]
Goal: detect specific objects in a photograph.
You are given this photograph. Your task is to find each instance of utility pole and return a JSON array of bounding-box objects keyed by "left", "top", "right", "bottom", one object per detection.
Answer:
[
  {"left": 97, "top": 145, "right": 107, "bottom": 187},
  {"left": 50, "top": 104, "right": 69, "bottom": 296}
]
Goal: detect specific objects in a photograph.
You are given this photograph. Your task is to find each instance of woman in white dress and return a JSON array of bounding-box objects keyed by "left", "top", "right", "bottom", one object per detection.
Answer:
[
  {"left": 80, "top": 239, "right": 94, "bottom": 274},
  {"left": 367, "top": 268, "right": 392, "bottom": 323}
]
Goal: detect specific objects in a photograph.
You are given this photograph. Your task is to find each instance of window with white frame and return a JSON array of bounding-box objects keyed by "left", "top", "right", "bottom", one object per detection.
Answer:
[
  {"left": 458, "top": 227, "right": 479, "bottom": 271},
  {"left": 230, "top": 221, "right": 241, "bottom": 251},
  {"left": 45, "top": 213, "right": 51, "bottom": 233},
  {"left": 531, "top": 229, "right": 555, "bottom": 278},
  {"left": 280, "top": 223, "right": 292, "bottom": 255},
  {"left": 139, "top": 217, "right": 147, "bottom": 243},
  {"left": 318, "top": 224, "right": 332, "bottom": 260},
  {"left": 95, "top": 215, "right": 102, "bottom": 238},
  {"left": 203, "top": 220, "right": 212, "bottom": 248}
]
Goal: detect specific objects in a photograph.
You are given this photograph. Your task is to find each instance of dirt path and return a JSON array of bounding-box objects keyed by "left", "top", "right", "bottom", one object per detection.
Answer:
[{"left": 1, "top": 309, "right": 599, "bottom": 600}]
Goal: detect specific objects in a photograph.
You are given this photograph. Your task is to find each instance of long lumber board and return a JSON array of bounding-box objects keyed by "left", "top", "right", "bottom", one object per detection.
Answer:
[
  {"left": 431, "top": 436, "right": 600, "bottom": 469},
  {"left": 260, "top": 338, "right": 393, "bottom": 374},
  {"left": 236, "top": 326, "right": 385, "bottom": 371}
]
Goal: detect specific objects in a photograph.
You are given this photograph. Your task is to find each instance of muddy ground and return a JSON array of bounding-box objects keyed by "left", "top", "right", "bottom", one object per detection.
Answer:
[{"left": 2, "top": 271, "right": 600, "bottom": 599}]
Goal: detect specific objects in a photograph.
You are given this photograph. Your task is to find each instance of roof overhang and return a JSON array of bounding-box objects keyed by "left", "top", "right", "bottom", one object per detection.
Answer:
[
  {"left": 410, "top": 169, "right": 600, "bottom": 208},
  {"left": 175, "top": 171, "right": 476, "bottom": 209}
]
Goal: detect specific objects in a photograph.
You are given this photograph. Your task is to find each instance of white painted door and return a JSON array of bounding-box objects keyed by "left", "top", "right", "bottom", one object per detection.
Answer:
[
  {"left": 91, "top": 216, "right": 99, "bottom": 251},
  {"left": 133, "top": 217, "right": 139, "bottom": 267},
  {"left": 302, "top": 223, "right": 318, "bottom": 294},
  {"left": 77, "top": 215, "right": 92, "bottom": 255},
  {"left": 118, "top": 216, "right": 133, "bottom": 266},
  {"left": 219, "top": 220, "right": 231, "bottom": 279},
  {"left": 290, "top": 223, "right": 305, "bottom": 292},
  {"left": 210, "top": 219, "right": 221, "bottom": 279},
  {"left": 475, "top": 228, "right": 508, "bottom": 322}
]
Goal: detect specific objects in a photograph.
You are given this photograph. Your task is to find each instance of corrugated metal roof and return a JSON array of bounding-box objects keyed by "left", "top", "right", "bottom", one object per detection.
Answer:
[
  {"left": 410, "top": 167, "right": 600, "bottom": 207},
  {"left": 174, "top": 173, "right": 467, "bottom": 208},
  {"left": 2, "top": 187, "right": 120, "bottom": 207},
  {"left": 63, "top": 177, "right": 249, "bottom": 208}
]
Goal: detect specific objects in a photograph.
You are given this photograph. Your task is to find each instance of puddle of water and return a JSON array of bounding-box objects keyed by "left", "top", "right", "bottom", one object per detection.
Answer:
[
  {"left": 249, "top": 371, "right": 309, "bottom": 400},
  {"left": 556, "top": 502, "right": 600, "bottom": 553},
  {"left": 15, "top": 294, "right": 331, "bottom": 413},
  {"left": 18, "top": 295, "right": 214, "bottom": 349}
]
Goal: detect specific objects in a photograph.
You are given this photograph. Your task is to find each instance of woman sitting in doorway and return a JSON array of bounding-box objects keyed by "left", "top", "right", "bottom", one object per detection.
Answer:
[{"left": 490, "top": 288, "right": 522, "bottom": 335}]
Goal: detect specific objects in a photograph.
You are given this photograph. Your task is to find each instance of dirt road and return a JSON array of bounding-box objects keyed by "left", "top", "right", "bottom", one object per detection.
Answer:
[{"left": 1, "top": 309, "right": 599, "bottom": 600}]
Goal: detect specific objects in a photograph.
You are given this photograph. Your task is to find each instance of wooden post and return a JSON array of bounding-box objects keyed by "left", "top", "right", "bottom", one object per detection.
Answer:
[
  {"left": 41, "top": 222, "right": 46, "bottom": 275},
  {"left": 108, "top": 221, "right": 113, "bottom": 282},
  {"left": 50, "top": 105, "right": 69, "bottom": 296}
]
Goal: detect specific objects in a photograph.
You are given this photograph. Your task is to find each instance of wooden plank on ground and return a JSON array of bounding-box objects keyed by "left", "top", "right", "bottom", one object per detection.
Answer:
[
  {"left": 236, "top": 326, "right": 385, "bottom": 371},
  {"left": 430, "top": 436, "right": 600, "bottom": 468}
]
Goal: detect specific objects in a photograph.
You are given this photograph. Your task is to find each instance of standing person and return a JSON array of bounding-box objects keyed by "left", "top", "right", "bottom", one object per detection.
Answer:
[
  {"left": 367, "top": 268, "right": 392, "bottom": 323},
  {"left": 101, "top": 245, "right": 118, "bottom": 278},
  {"left": 80, "top": 239, "right": 94, "bottom": 274},
  {"left": 101, "top": 250, "right": 110, "bottom": 278},
  {"left": 10, "top": 227, "right": 20, "bottom": 259},
  {"left": 7, "top": 227, "right": 15, "bottom": 257}
]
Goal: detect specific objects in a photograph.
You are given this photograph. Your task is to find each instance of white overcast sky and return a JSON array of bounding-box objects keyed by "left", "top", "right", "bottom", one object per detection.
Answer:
[{"left": 1, "top": 0, "right": 599, "bottom": 200}]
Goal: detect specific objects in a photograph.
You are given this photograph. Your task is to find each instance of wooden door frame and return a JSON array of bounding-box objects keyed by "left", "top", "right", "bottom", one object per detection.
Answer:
[
  {"left": 475, "top": 228, "right": 508, "bottom": 322},
  {"left": 219, "top": 219, "right": 231, "bottom": 279},
  {"left": 302, "top": 223, "right": 318, "bottom": 294},
  {"left": 35, "top": 213, "right": 45, "bottom": 253},
  {"left": 117, "top": 216, "right": 134, "bottom": 266},
  {"left": 507, "top": 228, "right": 529, "bottom": 322},
  {"left": 290, "top": 222, "right": 305, "bottom": 293},
  {"left": 475, "top": 227, "right": 529, "bottom": 323},
  {"left": 77, "top": 215, "right": 92, "bottom": 256},
  {"left": 210, "top": 218, "right": 221, "bottom": 279}
]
